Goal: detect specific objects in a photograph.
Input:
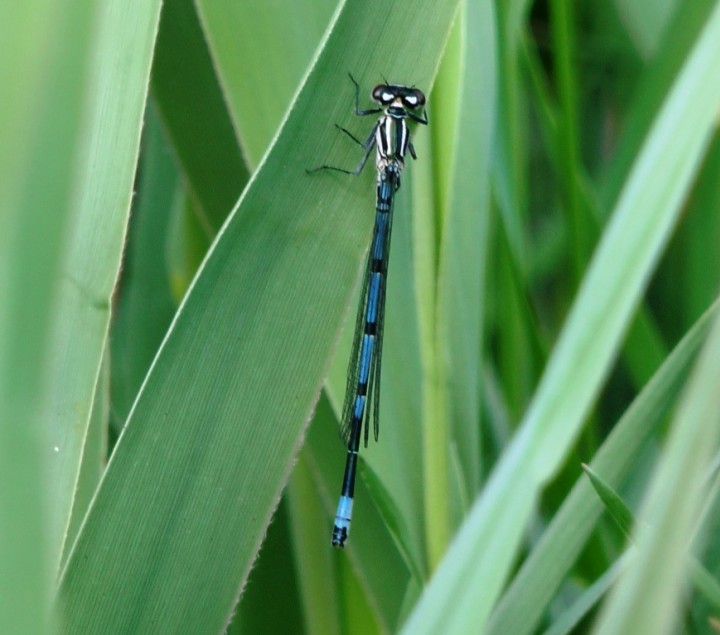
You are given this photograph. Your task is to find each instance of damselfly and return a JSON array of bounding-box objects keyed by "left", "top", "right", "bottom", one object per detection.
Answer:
[{"left": 311, "top": 74, "right": 428, "bottom": 547}]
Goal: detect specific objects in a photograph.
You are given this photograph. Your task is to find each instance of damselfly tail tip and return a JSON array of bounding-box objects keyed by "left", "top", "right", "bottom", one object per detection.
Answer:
[
  {"left": 331, "top": 526, "right": 348, "bottom": 548},
  {"left": 332, "top": 495, "right": 353, "bottom": 547}
]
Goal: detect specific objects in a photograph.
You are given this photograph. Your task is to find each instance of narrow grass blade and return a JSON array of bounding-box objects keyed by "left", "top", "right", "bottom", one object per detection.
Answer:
[
  {"left": 151, "top": 0, "right": 248, "bottom": 232},
  {"left": 582, "top": 464, "right": 634, "bottom": 539},
  {"left": 486, "top": 301, "right": 716, "bottom": 635},
  {"left": 305, "top": 393, "right": 412, "bottom": 631},
  {"left": 543, "top": 555, "right": 629, "bottom": 635},
  {"left": 196, "top": 0, "right": 338, "bottom": 168},
  {"left": 110, "top": 105, "right": 178, "bottom": 430},
  {"left": 594, "top": 278, "right": 720, "bottom": 632},
  {"left": 400, "top": 1, "right": 720, "bottom": 628}
]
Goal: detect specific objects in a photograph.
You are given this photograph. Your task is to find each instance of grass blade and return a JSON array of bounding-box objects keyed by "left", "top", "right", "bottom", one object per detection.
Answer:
[
  {"left": 400, "top": 1, "right": 720, "bottom": 629},
  {"left": 57, "top": 1, "right": 461, "bottom": 631},
  {"left": 0, "top": 1, "right": 99, "bottom": 631}
]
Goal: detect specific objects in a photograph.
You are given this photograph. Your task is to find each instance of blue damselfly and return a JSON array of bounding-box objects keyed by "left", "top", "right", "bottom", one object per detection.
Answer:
[{"left": 311, "top": 74, "right": 428, "bottom": 547}]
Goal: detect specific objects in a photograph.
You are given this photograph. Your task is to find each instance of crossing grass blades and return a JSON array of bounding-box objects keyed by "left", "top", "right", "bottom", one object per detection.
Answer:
[{"left": 309, "top": 73, "right": 428, "bottom": 547}]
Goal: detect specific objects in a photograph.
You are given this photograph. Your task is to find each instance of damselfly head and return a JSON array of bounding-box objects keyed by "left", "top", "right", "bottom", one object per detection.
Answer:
[{"left": 371, "top": 84, "right": 426, "bottom": 110}]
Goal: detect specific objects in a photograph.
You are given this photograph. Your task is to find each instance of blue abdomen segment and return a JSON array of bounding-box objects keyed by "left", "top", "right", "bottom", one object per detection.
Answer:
[{"left": 332, "top": 495, "right": 354, "bottom": 546}]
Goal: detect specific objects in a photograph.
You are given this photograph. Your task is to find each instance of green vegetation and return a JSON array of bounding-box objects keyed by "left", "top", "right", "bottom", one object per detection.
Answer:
[{"left": 2, "top": 0, "right": 720, "bottom": 632}]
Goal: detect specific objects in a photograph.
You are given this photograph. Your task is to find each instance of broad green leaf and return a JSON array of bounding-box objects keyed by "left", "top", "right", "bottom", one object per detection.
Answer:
[
  {"left": 437, "top": 0, "right": 496, "bottom": 501},
  {"left": 57, "top": 1, "right": 461, "bottom": 632},
  {"left": 42, "top": 0, "right": 163, "bottom": 573},
  {"left": 0, "top": 1, "right": 99, "bottom": 632}
]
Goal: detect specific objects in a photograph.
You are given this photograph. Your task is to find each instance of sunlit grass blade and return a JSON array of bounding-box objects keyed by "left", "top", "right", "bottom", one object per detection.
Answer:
[
  {"left": 400, "top": 1, "right": 720, "bottom": 629},
  {"left": 584, "top": 463, "right": 720, "bottom": 623},
  {"left": 0, "top": 1, "right": 99, "bottom": 631},
  {"left": 543, "top": 556, "right": 629, "bottom": 635},
  {"left": 486, "top": 300, "right": 717, "bottom": 635},
  {"left": 41, "top": 0, "right": 162, "bottom": 571},
  {"left": 412, "top": 0, "right": 496, "bottom": 569},
  {"left": 594, "top": 275, "right": 720, "bottom": 633}
]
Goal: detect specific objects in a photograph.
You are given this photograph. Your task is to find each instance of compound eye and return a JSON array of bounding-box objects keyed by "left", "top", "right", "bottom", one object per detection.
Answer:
[
  {"left": 403, "top": 89, "right": 426, "bottom": 108},
  {"left": 372, "top": 85, "right": 395, "bottom": 104}
]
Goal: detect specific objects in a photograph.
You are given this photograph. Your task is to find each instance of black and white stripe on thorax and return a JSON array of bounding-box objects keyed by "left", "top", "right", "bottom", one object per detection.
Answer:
[{"left": 376, "top": 114, "right": 410, "bottom": 169}]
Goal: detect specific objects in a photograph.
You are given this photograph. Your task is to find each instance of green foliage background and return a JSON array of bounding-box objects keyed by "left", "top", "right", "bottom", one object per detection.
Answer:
[{"left": 2, "top": 0, "right": 720, "bottom": 633}]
